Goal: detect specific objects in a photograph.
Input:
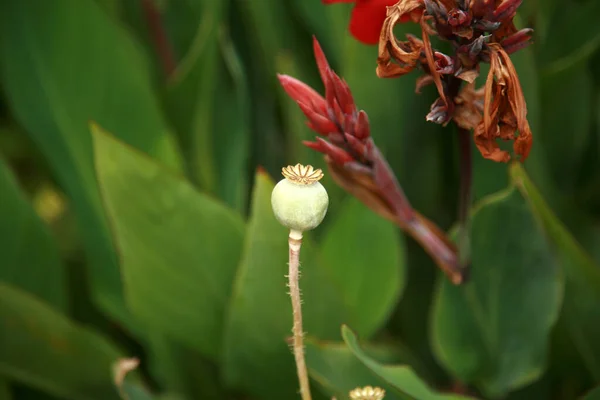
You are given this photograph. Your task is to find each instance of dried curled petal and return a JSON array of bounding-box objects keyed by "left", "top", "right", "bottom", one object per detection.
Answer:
[
  {"left": 377, "top": 0, "right": 425, "bottom": 78},
  {"left": 474, "top": 44, "right": 532, "bottom": 162}
]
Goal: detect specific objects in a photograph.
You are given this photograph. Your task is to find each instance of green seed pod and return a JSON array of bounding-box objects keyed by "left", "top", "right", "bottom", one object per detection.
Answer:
[{"left": 271, "top": 164, "right": 329, "bottom": 232}]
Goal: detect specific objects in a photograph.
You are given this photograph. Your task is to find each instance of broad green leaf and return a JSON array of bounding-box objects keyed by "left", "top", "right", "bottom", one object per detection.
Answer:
[
  {"left": 583, "top": 386, "right": 600, "bottom": 400},
  {"left": 306, "top": 337, "right": 430, "bottom": 400},
  {"left": 213, "top": 30, "right": 251, "bottom": 212},
  {"left": 289, "top": 0, "right": 343, "bottom": 57},
  {"left": 540, "top": 0, "right": 600, "bottom": 75},
  {"left": 517, "top": 4, "right": 558, "bottom": 43},
  {"left": 120, "top": 386, "right": 155, "bottom": 400},
  {"left": 0, "top": 283, "right": 121, "bottom": 399},
  {"left": 431, "top": 185, "right": 562, "bottom": 398},
  {"left": 162, "top": 2, "right": 250, "bottom": 212},
  {"left": 0, "top": 380, "right": 10, "bottom": 400},
  {"left": 503, "top": 376, "right": 551, "bottom": 400},
  {"left": 0, "top": 0, "right": 181, "bottom": 322},
  {"left": 509, "top": 19, "right": 555, "bottom": 204},
  {"left": 235, "top": 0, "right": 308, "bottom": 80},
  {"left": 0, "top": 158, "right": 67, "bottom": 310},
  {"left": 510, "top": 163, "right": 600, "bottom": 381},
  {"left": 146, "top": 335, "right": 228, "bottom": 399},
  {"left": 92, "top": 125, "right": 244, "bottom": 360},
  {"left": 342, "top": 327, "right": 474, "bottom": 400},
  {"left": 321, "top": 198, "right": 405, "bottom": 336},
  {"left": 163, "top": 0, "right": 227, "bottom": 192},
  {"left": 95, "top": 0, "right": 122, "bottom": 17},
  {"left": 223, "top": 171, "right": 348, "bottom": 399},
  {"left": 539, "top": 64, "right": 593, "bottom": 190}
]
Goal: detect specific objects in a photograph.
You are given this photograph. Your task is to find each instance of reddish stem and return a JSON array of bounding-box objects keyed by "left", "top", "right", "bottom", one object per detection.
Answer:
[
  {"left": 140, "top": 0, "right": 177, "bottom": 78},
  {"left": 457, "top": 126, "right": 472, "bottom": 272}
]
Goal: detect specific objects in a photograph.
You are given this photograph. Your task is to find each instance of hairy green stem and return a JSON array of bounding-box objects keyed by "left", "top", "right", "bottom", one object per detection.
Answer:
[{"left": 288, "top": 229, "right": 312, "bottom": 400}]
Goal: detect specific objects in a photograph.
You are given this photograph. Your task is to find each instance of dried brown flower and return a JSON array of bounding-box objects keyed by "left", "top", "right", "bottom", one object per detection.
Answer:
[
  {"left": 376, "top": 0, "right": 534, "bottom": 162},
  {"left": 473, "top": 43, "right": 532, "bottom": 162}
]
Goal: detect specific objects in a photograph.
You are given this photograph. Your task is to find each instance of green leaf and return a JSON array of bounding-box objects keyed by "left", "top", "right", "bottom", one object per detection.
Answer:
[
  {"left": 289, "top": 0, "right": 344, "bottom": 55},
  {"left": 163, "top": 0, "right": 228, "bottom": 192},
  {"left": 0, "top": 158, "right": 67, "bottom": 310},
  {"left": 342, "top": 326, "right": 474, "bottom": 400},
  {"left": 213, "top": 29, "right": 251, "bottom": 212},
  {"left": 583, "top": 386, "right": 600, "bottom": 400},
  {"left": 502, "top": 376, "right": 552, "bottom": 400},
  {"left": 540, "top": 0, "right": 600, "bottom": 75},
  {"left": 146, "top": 335, "right": 228, "bottom": 399},
  {"left": 162, "top": 2, "right": 250, "bottom": 212},
  {"left": 0, "top": 0, "right": 181, "bottom": 322},
  {"left": 539, "top": 64, "right": 593, "bottom": 190},
  {"left": 0, "top": 380, "right": 11, "bottom": 400},
  {"left": 120, "top": 385, "right": 155, "bottom": 400},
  {"left": 235, "top": 0, "right": 308, "bottom": 79},
  {"left": 516, "top": 4, "right": 557, "bottom": 43},
  {"left": 0, "top": 283, "right": 121, "bottom": 400},
  {"left": 510, "top": 163, "right": 600, "bottom": 382},
  {"left": 306, "top": 337, "right": 426, "bottom": 400},
  {"left": 431, "top": 184, "right": 562, "bottom": 398},
  {"left": 223, "top": 171, "right": 348, "bottom": 399},
  {"left": 94, "top": 0, "right": 122, "bottom": 18},
  {"left": 321, "top": 198, "right": 405, "bottom": 336},
  {"left": 92, "top": 124, "right": 244, "bottom": 360}
]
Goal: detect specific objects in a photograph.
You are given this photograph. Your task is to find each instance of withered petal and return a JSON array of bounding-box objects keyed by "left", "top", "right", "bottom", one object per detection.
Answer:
[
  {"left": 376, "top": 0, "right": 424, "bottom": 78},
  {"left": 420, "top": 18, "right": 449, "bottom": 108},
  {"left": 415, "top": 74, "right": 435, "bottom": 93},
  {"left": 474, "top": 125, "right": 511, "bottom": 162},
  {"left": 475, "top": 44, "right": 532, "bottom": 162}
]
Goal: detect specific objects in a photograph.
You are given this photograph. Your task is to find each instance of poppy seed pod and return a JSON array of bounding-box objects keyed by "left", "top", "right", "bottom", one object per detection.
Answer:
[{"left": 271, "top": 164, "right": 329, "bottom": 232}]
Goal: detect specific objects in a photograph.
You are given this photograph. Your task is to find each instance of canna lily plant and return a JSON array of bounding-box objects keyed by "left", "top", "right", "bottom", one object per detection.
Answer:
[{"left": 278, "top": 0, "right": 533, "bottom": 283}]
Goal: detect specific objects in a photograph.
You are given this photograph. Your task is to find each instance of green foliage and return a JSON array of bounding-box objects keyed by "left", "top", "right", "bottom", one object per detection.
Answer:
[
  {"left": 93, "top": 124, "right": 244, "bottom": 359},
  {"left": 340, "top": 326, "right": 474, "bottom": 400},
  {"left": 0, "top": 1, "right": 599, "bottom": 400},
  {"left": 0, "top": 159, "right": 67, "bottom": 310},
  {"left": 0, "top": 283, "right": 121, "bottom": 399},
  {"left": 432, "top": 186, "right": 562, "bottom": 397},
  {"left": 0, "top": 0, "right": 181, "bottom": 324}
]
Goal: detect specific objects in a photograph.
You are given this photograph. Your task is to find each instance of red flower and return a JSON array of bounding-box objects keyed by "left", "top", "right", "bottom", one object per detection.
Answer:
[
  {"left": 278, "top": 37, "right": 463, "bottom": 284},
  {"left": 323, "top": 0, "right": 416, "bottom": 44}
]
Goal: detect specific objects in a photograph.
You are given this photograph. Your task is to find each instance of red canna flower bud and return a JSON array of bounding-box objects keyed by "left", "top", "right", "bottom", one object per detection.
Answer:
[
  {"left": 277, "top": 75, "right": 328, "bottom": 116},
  {"left": 304, "top": 138, "right": 355, "bottom": 165},
  {"left": 279, "top": 36, "right": 464, "bottom": 284}
]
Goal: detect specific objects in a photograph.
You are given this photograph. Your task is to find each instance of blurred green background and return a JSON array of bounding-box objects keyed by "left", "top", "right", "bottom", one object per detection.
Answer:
[{"left": 1, "top": 0, "right": 600, "bottom": 399}]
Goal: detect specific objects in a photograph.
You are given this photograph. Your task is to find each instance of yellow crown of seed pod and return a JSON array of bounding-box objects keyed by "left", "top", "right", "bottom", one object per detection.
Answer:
[
  {"left": 271, "top": 164, "right": 329, "bottom": 232},
  {"left": 349, "top": 386, "right": 386, "bottom": 400}
]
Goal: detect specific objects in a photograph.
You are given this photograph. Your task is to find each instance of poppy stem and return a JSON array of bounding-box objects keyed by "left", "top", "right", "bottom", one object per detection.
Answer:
[
  {"left": 287, "top": 229, "right": 312, "bottom": 400},
  {"left": 457, "top": 127, "right": 472, "bottom": 272}
]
